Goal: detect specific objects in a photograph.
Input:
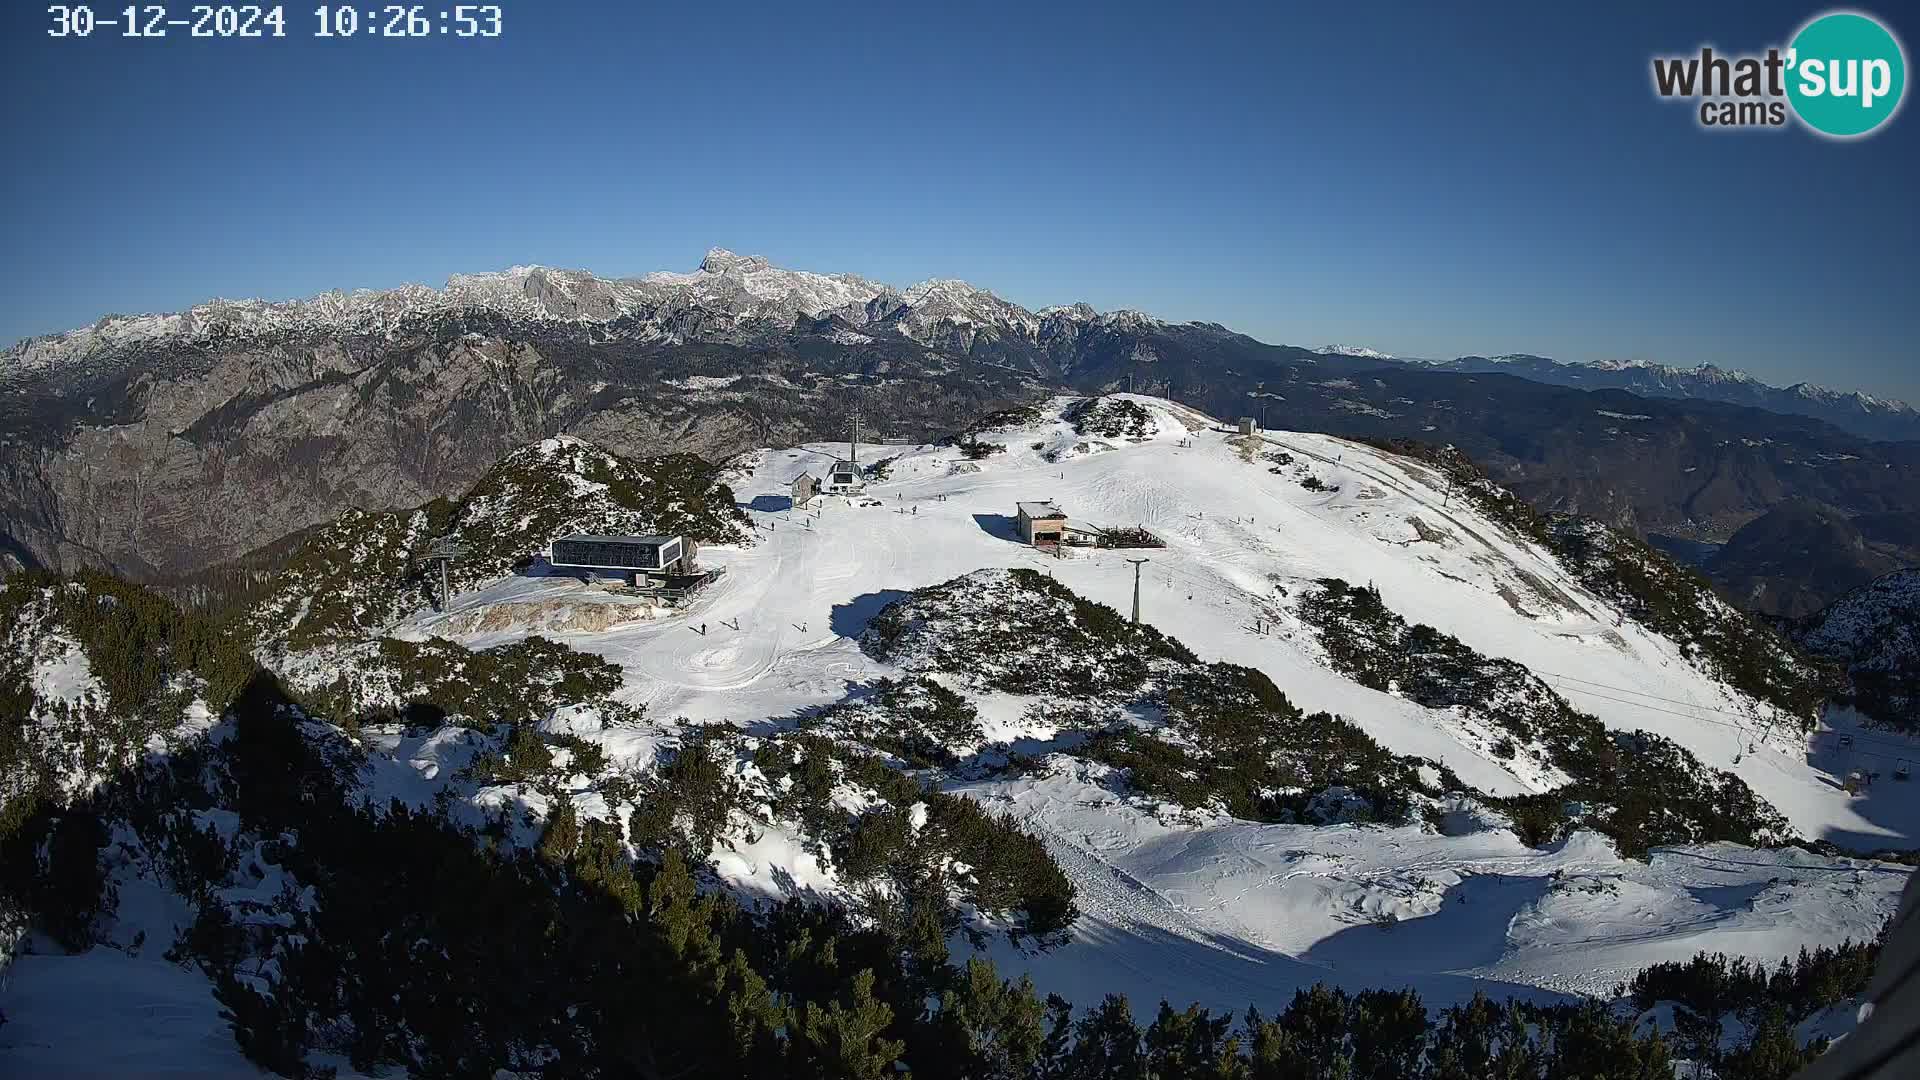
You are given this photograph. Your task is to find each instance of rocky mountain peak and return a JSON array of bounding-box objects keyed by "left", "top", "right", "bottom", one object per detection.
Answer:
[
  {"left": 698, "top": 248, "right": 772, "bottom": 274},
  {"left": 1098, "top": 309, "right": 1163, "bottom": 331},
  {"left": 3, "top": 249, "right": 1108, "bottom": 376},
  {"left": 1315, "top": 344, "right": 1396, "bottom": 360},
  {"left": 1690, "top": 363, "right": 1756, "bottom": 384}
]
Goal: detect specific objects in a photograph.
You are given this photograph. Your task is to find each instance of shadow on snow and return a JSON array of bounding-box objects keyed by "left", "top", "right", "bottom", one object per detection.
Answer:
[
  {"left": 971, "top": 513, "right": 1023, "bottom": 545},
  {"left": 1301, "top": 873, "right": 1551, "bottom": 976},
  {"left": 829, "top": 589, "right": 912, "bottom": 640}
]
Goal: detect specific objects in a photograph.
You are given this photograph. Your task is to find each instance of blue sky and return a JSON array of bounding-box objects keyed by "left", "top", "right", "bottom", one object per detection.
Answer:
[{"left": 2, "top": 1, "right": 1915, "bottom": 402}]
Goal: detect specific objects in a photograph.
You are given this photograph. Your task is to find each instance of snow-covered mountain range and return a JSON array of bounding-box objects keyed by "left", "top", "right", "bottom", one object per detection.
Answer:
[
  {"left": 1314, "top": 343, "right": 1398, "bottom": 360},
  {"left": 1427, "top": 354, "right": 1920, "bottom": 443},
  {"left": 2, "top": 248, "right": 1916, "bottom": 629},
  {"left": 7, "top": 252, "right": 1912, "bottom": 442},
  {"left": 0, "top": 248, "right": 1171, "bottom": 380}
]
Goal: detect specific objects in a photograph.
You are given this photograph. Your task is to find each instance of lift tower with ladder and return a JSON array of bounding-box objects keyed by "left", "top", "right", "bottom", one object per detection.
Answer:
[
  {"left": 1126, "top": 557, "right": 1151, "bottom": 624},
  {"left": 420, "top": 539, "right": 466, "bottom": 612}
]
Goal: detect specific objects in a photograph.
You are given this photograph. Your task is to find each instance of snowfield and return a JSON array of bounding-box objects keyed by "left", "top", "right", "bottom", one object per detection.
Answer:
[
  {"left": 960, "top": 766, "right": 1902, "bottom": 1016},
  {"left": 383, "top": 395, "right": 1916, "bottom": 1012},
  {"left": 4, "top": 394, "right": 1914, "bottom": 1075},
  {"left": 418, "top": 395, "right": 1916, "bottom": 836}
]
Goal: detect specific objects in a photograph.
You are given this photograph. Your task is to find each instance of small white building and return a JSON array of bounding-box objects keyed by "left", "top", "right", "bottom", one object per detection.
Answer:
[
  {"left": 1061, "top": 519, "right": 1106, "bottom": 545},
  {"left": 792, "top": 471, "right": 821, "bottom": 506}
]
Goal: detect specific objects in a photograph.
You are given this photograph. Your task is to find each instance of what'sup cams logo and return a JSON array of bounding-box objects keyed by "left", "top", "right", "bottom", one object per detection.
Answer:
[{"left": 1652, "top": 9, "right": 1906, "bottom": 137}]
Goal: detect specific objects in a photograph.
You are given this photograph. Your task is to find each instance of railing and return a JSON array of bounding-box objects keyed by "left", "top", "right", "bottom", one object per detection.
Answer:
[{"left": 607, "top": 565, "right": 727, "bottom": 604}]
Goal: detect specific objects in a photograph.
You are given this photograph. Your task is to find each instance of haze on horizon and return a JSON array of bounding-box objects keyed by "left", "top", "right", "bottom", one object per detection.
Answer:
[{"left": 2, "top": 1, "right": 1915, "bottom": 402}]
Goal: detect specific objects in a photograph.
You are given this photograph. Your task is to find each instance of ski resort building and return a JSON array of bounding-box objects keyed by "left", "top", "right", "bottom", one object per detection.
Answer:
[
  {"left": 792, "top": 472, "right": 821, "bottom": 506},
  {"left": 1017, "top": 501, "right": 1069, "bottom": 545},
  {"left": 545, "top": 532, "right": 726, "bottom": 602},
  {"left": 1237, "top": 416, "right": 1257, "bottom": 435},
  {"left": 1018, "top": 501, "right": 1111, "bottom": 548},
  {"left": 548, "top": 534, "right": 693, "bottom": 580},
  {"left": 824, "top": 458, "right": 865, "bottom": 494}
]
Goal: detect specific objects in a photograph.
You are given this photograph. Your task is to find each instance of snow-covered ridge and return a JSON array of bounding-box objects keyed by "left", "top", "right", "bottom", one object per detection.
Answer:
[
  {"left": 1793, "top": 569, "right": 1920, "bottom": 729},
  {"left": 245, "top": 432, "right": 753, "bottom": 652},
  {"left": 309, "top": 394, "right": 1908, "bottom": 1012},
  {"left": 0, "top": 248, "right": 1165, "bottom": 375},
  {"left": 1315, "top": 343, "right": 1396, "bottom": 360},
  {"left": 14, "top": 249, "right": 1912, "bottom": 438},
  {"left": 1431, "top": 354, "right": 1917, "bottom": 425},
  {"left": 344, "top": 394, "right": 1882, "bottom": 845},
  {"left": 1800, "top": 569, "right": 1920, "bottom": 654},
  {"left": 1451, "top": 355, "right": 1763, "bottom": 382}
]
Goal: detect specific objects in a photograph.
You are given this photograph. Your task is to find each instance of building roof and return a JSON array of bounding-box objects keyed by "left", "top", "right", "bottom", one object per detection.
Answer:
[
  {"left": 1017, "top": 501, "right": 1067, "bottom": 519},
  {"left": 1064, "top": 519, "right": 1105, "bottom": 535},
  {"left": 794, "top": 471, "right": 816, "bottom": 482},
  {"left": 553, "top": 533, "right": 679, "bottom": 546}
]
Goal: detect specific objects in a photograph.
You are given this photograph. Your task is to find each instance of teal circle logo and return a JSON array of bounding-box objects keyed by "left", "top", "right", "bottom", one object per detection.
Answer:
[{"left": 1787, "top": 11, "right": 1907, "bottom": 137}]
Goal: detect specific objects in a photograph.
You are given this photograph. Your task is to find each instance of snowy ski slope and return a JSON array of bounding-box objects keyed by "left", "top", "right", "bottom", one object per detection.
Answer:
[
  {"left": 392, "top": 394, "right": 1914, "bottom": 1011},
  {"left": 6, "top": 394, "right": 1913, "bottom": 1076}
]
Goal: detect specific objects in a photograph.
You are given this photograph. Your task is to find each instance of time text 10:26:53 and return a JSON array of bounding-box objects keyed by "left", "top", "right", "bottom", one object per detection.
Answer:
[{"left": 47, "top": 5, "right": 504, "bottom": 38}]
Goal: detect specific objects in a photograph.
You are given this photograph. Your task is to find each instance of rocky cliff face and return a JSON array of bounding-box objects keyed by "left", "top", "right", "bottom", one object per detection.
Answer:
[{"left": 0, "top": 326, "right": 1040, "bottom": 577}]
